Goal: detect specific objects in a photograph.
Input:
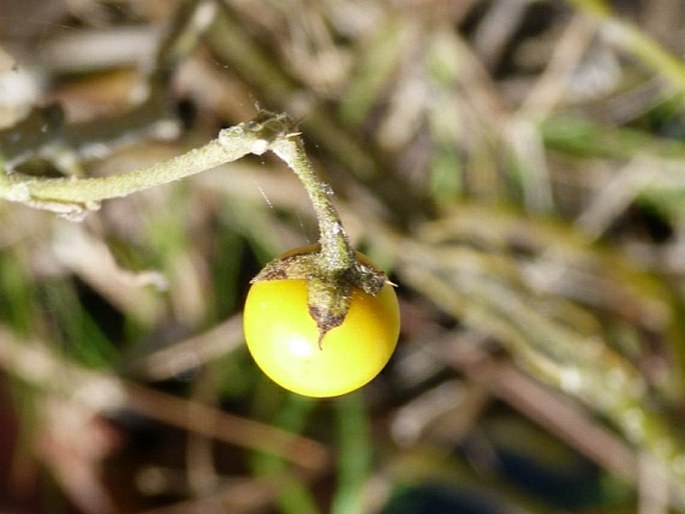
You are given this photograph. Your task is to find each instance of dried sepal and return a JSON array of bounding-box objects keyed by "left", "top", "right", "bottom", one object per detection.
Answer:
[{"left": 250, "top": 244, "right": 390, "bottom": 346}]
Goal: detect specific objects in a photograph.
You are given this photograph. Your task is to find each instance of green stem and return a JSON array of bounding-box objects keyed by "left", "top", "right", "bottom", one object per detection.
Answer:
[
  {"left": 0, "top": 125, "right": 260, "bottom": 206},
  {"left": 0, "top": 111, "right": 353, "bottom": 269},
  {"left": 331, "top": 393, "right": 371, "bottom": 514},
  {"left": 0, "top": 109, "right": 355, "bottom": 278},
  {"left": 0, "top": 124, "right": 254, "bottom": 211},
  {"left": 269, "top": 136, "right": 354, "bottom": 274}
]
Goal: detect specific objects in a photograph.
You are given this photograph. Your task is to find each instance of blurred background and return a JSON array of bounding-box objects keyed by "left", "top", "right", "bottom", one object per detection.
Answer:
[{"left": 2, "top": 0, "right": 685, "bottom": 512}]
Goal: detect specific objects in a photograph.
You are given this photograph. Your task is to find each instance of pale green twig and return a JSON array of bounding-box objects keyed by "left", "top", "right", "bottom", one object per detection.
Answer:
[
  {"left": 0, "top": 124, "right": 258, "bottom": 216},
  {"left": 0, "top": 113, "right": 335, "bottom": 219},
  {"left": 270, "top": 135, "right": 354, "bottom": 273}
]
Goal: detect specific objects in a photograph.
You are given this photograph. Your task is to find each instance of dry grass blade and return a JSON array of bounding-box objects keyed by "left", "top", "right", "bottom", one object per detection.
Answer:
[{"left": 0, "top": 327, "right": 331, "bottom": 473}]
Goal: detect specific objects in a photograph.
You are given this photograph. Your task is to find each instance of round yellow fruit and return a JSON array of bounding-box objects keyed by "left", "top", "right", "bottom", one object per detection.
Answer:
[{"left": 243, "top": 276, "right": 399, "bottom": 398}]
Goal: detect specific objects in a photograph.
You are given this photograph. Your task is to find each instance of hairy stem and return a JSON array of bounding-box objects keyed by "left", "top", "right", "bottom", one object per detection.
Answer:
[
  {"left": 0, "top": 111, "right": 355, "bottom": 275},
  {"left": 270, "top": 136, "right": 354, "bottom": 274}
]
